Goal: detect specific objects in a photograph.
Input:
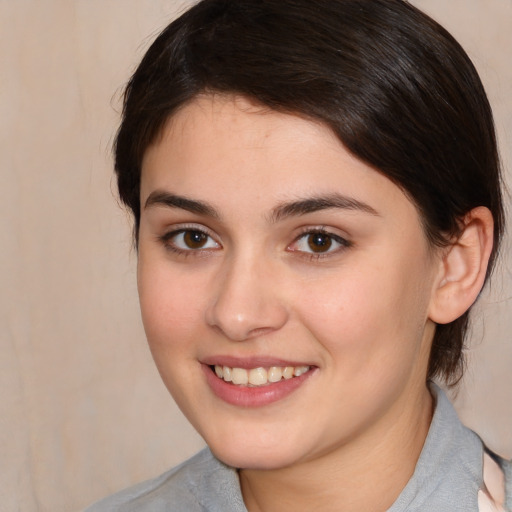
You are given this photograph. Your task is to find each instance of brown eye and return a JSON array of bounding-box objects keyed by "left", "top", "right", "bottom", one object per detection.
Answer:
[
  {"left": 288, "top": 229, "right": 351, "bottom": 256},
  {"left": 307, "top": 232, "right": 333, "bottom": 253},
  {"left": 183, "top": 230, "right": 208, "bottom": 249},
  {"left": 163, "top": 229, "right": 220, "bottom": 252}
]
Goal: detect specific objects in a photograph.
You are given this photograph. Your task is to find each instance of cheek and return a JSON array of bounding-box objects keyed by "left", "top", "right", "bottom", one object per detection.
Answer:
[
  {"left": 137, "top": 260, "right": 211, "bottom": 414},
  {"left": 137, "top": 258, "right": 207, "bottom": 354},
  {"left": 296, "top": 257, "right": 432, "bottom": 373}
]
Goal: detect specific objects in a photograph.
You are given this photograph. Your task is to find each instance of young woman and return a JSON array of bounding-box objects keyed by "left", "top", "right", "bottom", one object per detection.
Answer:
[{"left": 87, "top": 1, "right": 510, "bottom": 510}]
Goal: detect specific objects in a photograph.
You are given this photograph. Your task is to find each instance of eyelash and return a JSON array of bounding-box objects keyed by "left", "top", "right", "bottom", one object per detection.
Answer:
[{"left": 158, "top": 226, "right": 352, "bottom": 259}]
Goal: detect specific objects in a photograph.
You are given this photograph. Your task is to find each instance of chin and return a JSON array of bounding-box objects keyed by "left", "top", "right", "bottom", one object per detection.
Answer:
[{"left": 201, "top": 427, "right": 302, "bottom": 470}]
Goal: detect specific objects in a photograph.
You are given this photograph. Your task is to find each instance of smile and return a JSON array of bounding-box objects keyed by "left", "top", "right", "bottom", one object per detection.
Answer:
[
  {"left": 213, "top": 365, "right": 311, "bottom": 387},
  {"left": 203, "top": 362, "right": 316, "bottom": 407}
]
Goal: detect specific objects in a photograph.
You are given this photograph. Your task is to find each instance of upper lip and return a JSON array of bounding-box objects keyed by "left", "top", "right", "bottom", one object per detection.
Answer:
[{"left": 201, "top": 355, "right": 314, "bottom": 369}]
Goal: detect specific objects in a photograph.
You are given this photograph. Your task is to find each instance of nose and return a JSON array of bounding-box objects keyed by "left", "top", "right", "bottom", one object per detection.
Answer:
[{"left": 205, "top": 254, "right": 289, "bottom": 341}]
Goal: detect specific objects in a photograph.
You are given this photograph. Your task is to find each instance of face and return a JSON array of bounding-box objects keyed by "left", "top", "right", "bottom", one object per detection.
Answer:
[{"left": 138, "top": 95, "right": 440, "bottom": 470}]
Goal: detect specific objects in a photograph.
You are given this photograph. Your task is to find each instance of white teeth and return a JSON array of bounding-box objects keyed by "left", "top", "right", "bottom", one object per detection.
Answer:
[
  {"left": 267, "top": 366, "right": 283, "bottom": 383},
  {"left": 249, "top": 367, "right": 268, "bottom": 386},
  {"left": 231, "top": 367, "right": 248, "bottom": 385},
  {"left": 282, "top": 366, "right": 294, "bottom": 379},
  {"left": 294, "top": 366, "right": 309, "bottom": 377},
  {"left": 223, "top": 366, "right": 232, "bottom": 382},
  {"left": 213, "top": 364, "right": 310, "bottom": 386}
]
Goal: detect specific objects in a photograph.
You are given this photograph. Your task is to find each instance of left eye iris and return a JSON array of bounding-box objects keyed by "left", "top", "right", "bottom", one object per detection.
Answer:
[
  {"left": 307, "top": 232, "right": 332, "bottom": 253},
  {"left": 183, "top": 230, "right": 208, "bottom": 249}
]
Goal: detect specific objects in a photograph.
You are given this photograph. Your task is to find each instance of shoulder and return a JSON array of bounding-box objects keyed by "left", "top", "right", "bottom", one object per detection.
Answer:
[{"left": 84, "top": 448, "right": 246, "bottom": 512}]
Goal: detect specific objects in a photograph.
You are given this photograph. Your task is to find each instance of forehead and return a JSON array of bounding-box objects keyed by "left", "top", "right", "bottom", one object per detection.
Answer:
[
  {"left": 140, "top": 94, "right": 419, "bottom": 228},
  {"left": 144, "top": 94, "right": 342, "bottom": 173}
]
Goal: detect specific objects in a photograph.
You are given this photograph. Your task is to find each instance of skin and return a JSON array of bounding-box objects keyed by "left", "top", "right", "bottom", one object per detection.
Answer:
[{"left": 137, "top": 94, "right": 445, "bottom": 511}]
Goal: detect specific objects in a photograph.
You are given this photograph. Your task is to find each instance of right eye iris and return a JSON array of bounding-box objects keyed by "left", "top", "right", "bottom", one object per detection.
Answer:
[
  {"left": 307, "top": 233, "right": 333, "bottom": 253},
  {"left": 183, "top": 230, "right": 208, "bottom": 249}
]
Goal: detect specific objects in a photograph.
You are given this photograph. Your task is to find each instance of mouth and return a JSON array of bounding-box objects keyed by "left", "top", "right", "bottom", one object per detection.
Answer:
[
  {"left": 211, "top": 364, "right": 311, "bottom": 387},
  {"left": 203, "top": 361, "right": 316, "bottom": 407}
]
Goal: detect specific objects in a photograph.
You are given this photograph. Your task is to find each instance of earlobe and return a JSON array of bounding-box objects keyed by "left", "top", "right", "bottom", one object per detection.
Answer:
[{"left": 429, "top": 207, "right": 494, "bottom": 325}]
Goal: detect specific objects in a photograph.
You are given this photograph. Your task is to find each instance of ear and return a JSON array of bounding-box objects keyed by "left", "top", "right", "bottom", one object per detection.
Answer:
[{"left": 429, "top": 207, "right": 494, "bottom": 325}]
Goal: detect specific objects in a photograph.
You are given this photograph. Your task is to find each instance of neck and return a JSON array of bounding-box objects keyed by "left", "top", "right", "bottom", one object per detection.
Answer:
[{"left": 239, "top": 384, "right": 433, "bottom": 512}]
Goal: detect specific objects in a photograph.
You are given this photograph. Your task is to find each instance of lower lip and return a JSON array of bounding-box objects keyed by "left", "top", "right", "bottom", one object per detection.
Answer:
[{"left": 202, "top": 364, "right": 315, "bottom": 407}]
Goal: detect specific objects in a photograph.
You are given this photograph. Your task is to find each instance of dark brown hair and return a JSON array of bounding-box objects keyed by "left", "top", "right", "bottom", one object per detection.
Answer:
[{"left": 114, "top": 0, "right": 504, "bottom": 385}]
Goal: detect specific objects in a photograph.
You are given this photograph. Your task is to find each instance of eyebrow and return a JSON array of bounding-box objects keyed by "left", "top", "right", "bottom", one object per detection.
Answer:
[
  {"left": 143, "top": 190, "right": 379, "bottom": 222},
  {"left": 269, "top": 193, "right": 379, "bottom": 222},
  {"left": 144, "top": 191, "right": 219, "bottom": 218}
]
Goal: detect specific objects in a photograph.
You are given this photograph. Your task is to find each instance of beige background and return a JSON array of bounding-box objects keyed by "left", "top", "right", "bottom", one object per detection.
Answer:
[{"left": 1, "top": 1, "right": 510, "bottom": 511}]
